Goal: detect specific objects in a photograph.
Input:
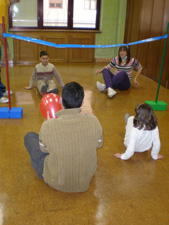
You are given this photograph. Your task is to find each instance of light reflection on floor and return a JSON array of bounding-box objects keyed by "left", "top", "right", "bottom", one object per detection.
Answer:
[
  {"left": 14, "top": 92, "right": 35, "bottom": 105},
  {"left": 0, "top": 203, "right": 4, "bottom": 225}
]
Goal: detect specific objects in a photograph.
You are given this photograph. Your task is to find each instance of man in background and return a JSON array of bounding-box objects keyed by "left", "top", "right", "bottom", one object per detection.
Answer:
[{"left": 0, "top": 0, "right": 19, "bottom": 103}]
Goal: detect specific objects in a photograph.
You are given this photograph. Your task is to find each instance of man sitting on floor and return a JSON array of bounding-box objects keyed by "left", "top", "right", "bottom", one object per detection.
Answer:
[{"left": 24, "top": 81, "right": 103, "bottom": 192}]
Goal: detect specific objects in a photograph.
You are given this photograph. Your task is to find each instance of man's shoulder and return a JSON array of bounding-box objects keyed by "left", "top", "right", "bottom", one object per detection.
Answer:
[
  {"left": 42, "top": 118, "right": 57, "bottom": 124},
  {"left": 81, "top": 113, "right": 98, "bottom": 119},
  {"left": 41, "top": 118, "right": 58, "bottom": 130},
  {"left": 43, "top": 113, "right": 100, "bottom": 124},
  {"left": 81, "top": 113, "right": 102, "bottom": 125}
]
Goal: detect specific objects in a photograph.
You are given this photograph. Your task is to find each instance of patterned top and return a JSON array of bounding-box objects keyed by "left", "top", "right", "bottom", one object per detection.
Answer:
[
  {"left": 29, "top": 62, "right": 64, "bottom": 88},
  {"left": 106, "top": 56, "right": 142, "bottom": 80}
]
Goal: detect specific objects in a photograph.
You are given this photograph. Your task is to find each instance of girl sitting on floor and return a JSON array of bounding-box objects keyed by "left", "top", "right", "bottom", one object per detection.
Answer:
[
  {"left": 114, "top": 103, "right": 164, "bottom": 160},
  {"left": 96, "top": 45, "right": 142, "bottom": 98}
]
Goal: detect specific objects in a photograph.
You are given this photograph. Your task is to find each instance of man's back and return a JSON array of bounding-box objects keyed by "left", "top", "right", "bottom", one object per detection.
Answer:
[{"left": 39, "top": 108, "right": 103, "bottom": 192}]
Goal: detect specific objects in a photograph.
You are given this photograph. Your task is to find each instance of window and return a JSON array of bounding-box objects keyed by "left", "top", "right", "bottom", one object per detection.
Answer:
[
  {"left": 49, "top": 0, "right": 63, "bottom": 9},
  {"left": 56, "top": 3, "right": 62, "bottom": 8},
  {"left": 9, "top": 0, "right": 101, "bottom": 30},
  {"left": 84, "top": 0, "right": 96, "bottom": 10},
  {"left": 10, "top": 0, "right": 38, "bottom": 27},
  {"left": 49, "top": 3, "right": 55, "bottom": 8}
]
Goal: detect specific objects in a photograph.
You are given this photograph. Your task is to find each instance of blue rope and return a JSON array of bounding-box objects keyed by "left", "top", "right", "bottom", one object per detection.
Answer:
[{"left": 3, "top": 33, "right": 168, "bottom": 48}]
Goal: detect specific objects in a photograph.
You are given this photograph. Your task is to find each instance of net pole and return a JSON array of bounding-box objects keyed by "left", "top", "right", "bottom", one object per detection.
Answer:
[
  {"left": 155, "top": 22, "right": 169, "bottom": 102},
  {"left": 2, "top": 16, "right": 11, "bottom": 109}
]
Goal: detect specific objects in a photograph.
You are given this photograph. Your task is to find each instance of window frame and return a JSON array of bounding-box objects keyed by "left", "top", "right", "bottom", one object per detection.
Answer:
[{"left": 9, "top": 0, "right": 101, "bottom": 30}]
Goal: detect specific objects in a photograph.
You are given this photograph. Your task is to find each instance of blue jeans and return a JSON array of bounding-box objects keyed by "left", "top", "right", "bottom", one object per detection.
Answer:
[
  {"left": 0, "top": 47, "right": 6, "bottom": 98},
  {"left": 102, "top": 68, "right": 131, "bottom": 90},
  {"left": 24, "top": 132, "right": 49, "bottom": 179}
]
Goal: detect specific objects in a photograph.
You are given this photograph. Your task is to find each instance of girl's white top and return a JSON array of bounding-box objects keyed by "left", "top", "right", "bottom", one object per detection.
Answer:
[{"left": 121, "top": 125, "right": 161, "bottom": 160}]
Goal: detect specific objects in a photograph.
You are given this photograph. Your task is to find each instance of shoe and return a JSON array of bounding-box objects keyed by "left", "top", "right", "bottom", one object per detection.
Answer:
[
  {"left": 0, "top": 97, "right": 9, "bottom": 103},
  {"left": 107, "top": 87, "right": 117, "bottom": 98},
  {"left": 48, "top": 88, "right": 59, "bottom": 94},
  {"left": 124, "top": 113, "right": 130, "bottom": 123},
  {"left": 41, "top": 86, "right": 47, "bottom": 95},
  {"left": 96, "top": 81, "right": 106, "bottom": 92},
  {"left": 41, "top": 92, "right": 47, "bottom": 96},
  {"left": 3, "top": 90, "right": 13, "bottom": 96}
]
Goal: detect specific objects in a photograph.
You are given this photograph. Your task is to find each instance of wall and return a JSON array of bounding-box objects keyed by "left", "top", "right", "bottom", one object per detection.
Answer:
[
  {"left": 124, "top": 0, "right": 169, "bottom": 88},
  {"left": 13, "top": 31, "right": 95, "bottom": 64},
  {"left": 95, "top": 0, "right": 127, "bottom": 60}
]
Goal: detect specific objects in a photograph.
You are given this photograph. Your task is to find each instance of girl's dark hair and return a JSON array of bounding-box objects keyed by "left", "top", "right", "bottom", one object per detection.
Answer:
[
  {"left": 134, "top": 103, "right": 157, "bottom": 130},
  {"left": 118, "top": 45, "right": 131, "bottom": 65}
]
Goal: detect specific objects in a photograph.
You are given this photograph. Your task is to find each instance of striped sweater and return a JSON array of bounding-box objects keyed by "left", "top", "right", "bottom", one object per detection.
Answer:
[
  {"left": 107, "top": 56, "right": 142, "bottom": 80},
  {"left": 39, "top": 108, "right": 103, "bottom": 192},
  {"left": 29, "top": 62, "right": 64, "bottom": 88}
]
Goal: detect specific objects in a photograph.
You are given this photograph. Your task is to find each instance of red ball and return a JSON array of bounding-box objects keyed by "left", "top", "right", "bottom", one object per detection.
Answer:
[{"left": 40, "top": 93, "right": 62, "bottom": 119}]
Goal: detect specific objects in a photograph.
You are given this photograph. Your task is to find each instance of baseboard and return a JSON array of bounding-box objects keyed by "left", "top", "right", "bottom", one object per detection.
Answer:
[
  {"left": 0, "top": 59, "right": 14, "bottom": 67},
  {"left": 95, "top": 58, "right": 112, "bottom": 63}
]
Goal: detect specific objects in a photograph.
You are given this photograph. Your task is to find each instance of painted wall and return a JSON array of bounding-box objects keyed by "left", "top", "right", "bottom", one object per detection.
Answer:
[{"left": 95, "top": 0, "right": 127, "bottom": 59}]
